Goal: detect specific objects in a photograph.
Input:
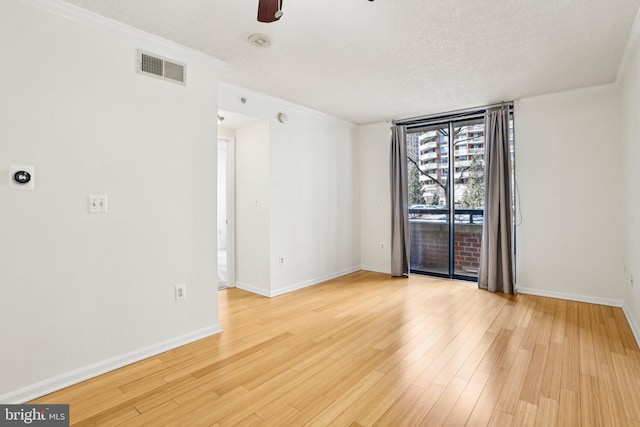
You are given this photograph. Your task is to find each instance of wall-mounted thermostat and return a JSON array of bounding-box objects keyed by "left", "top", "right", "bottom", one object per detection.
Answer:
[{"left": 9, "top": 165, "right": 35, "bottom": 190}]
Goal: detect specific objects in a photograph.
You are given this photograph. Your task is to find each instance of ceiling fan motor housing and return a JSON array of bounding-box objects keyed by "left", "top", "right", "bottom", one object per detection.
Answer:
[{"left": 257, "top": 0, "right": 283, "bottom": 23}]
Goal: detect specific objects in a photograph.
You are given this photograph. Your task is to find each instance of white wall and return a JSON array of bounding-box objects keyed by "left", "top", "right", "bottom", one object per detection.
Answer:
[
  {"left": 0, "top": 0, "right": 222, "bottom": 402},
  {"left": 235, "top": 122, "right": 271, "bottom": 295},
  {"left": 514, "top": 85, "right": 625, "bottom": 304},
  {"left": 357, "top": 87, "right": 627, "bottom": 305},
  {"left": 620, "top": 34, "right": 640, "bottom": 341},
  {"left": 358, "top": 123, "right": 392, "bottom": 273},
  {"left": 219, "top": 84, "right": 360, "bottom": 297}
]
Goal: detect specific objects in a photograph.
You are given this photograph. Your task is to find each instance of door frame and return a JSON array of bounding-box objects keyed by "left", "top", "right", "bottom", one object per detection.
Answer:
[
  {"left": 218, "top": 133, "right": 236, "bottom": 288},
  {"left": 407, "top": 117, "right": 486, "bottom": 282}
]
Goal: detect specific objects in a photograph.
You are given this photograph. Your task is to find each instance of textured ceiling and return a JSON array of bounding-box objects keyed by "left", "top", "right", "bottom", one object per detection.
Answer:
[{"left": 62, "top": 0, "right": 640, "bottom": 124}]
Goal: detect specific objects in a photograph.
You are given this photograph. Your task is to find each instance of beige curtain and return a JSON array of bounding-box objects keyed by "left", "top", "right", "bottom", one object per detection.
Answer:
[
  {"left": 478, "top": 108, "right": 515, "bottom": 293},
  {"left": 390, "top": 125, "right": 409, "bottom": 277}
]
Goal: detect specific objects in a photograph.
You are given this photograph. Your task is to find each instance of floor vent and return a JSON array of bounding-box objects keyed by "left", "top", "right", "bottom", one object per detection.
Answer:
[{"left": 137, "top": 50, "right": 186, "bottom": 85}]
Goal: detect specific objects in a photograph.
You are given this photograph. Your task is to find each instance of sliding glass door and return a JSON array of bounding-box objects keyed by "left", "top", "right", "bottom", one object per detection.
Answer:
[
  {"left": 407, "top": 117, "right": 495, "bottom": 280},
  {"left": 407, "top": 122, "right": 451, "bottom": 275},
  {"left": 452, "top": 119, "right": 485, "bottom": 277}
]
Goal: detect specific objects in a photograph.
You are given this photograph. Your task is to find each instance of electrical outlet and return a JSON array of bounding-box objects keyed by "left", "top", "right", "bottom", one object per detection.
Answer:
[
  {"left": 175, "top": 283, "right": 187, "bottom": 300},
  {"left": 380, "top": 242, "right": 385, "bottom": 249},
  {"left": 279, "top": 255, "right": 285, "bottom": 265}
]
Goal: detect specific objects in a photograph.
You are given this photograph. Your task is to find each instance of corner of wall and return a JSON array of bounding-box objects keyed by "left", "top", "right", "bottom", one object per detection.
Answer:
[
  {"left": 618, "top": 3, "right": 640, "bottom": 351},
  {"left": 617, "top": 3, "right": 640, "bottom": 82},
  {"left": 622, "top": 305, "right": 640, "bottom": 348},
  {"left": 269, "top": 266, "right": 361, "bottom": 297}
]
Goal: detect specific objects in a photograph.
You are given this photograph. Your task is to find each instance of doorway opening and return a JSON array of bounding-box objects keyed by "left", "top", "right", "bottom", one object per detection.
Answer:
[
  {"left": 217, "top": 137, "right": 235, "bottom": 290},
  {"left": 217, "top": 108, "right": 266, "bottom": 292}
]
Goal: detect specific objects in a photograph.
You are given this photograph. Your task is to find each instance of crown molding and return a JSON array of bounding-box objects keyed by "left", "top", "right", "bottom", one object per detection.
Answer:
[
  {"left": 515, "top": 82, "right": 618, "bottom": 105},
  {"left": 219, "top": 82, "right": 357, "bottom": 127},
  {"left": 20, "top": 0, "right": 225, "bottom": 69}
]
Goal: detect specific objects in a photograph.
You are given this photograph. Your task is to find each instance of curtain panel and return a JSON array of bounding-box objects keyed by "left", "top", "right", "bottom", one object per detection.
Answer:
[
  {"left": 390, "top": 125, "right": 410, "bottom": 277},
  {"left": 478, "top": 108, "right": 515, "bottom": 294}
]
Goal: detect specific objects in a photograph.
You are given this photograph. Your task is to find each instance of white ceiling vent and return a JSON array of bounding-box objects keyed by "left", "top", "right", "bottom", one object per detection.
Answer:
[{"left": 137, "top": 50, "right": 186, "bottom": 85}]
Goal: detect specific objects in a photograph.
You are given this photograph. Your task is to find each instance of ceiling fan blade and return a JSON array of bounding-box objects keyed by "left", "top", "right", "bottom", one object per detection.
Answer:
[{"left": 257, "top": 0, "right": 282, "bottom": 23}]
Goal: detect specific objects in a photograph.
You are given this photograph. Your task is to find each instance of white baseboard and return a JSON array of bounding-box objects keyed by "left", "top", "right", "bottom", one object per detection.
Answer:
[
  {"left": 516, "top": 286, "right": 623, "bottom": 307},
  {"left": 360, "top": 265, "right": 391, "bottom": 275},
  {"left": 236, "top": 267, "right": 361, "bottom": 298},
  {"left": 270, "top": 266, "right": 361, "bottom": 297},
  {"left": 622, "top": 305, "right": 640, "bottom": 348},
  {"left": 235, "top": 282, "right": 271, "bottom": 297},
  {"left": 0, "top": 324, "right": 222, "bottom": 404}
]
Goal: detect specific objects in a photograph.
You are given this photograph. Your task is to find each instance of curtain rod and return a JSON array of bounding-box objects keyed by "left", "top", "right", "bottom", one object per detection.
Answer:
[{"left": 392, "top": 101, "right": 514, "bottom": 126}]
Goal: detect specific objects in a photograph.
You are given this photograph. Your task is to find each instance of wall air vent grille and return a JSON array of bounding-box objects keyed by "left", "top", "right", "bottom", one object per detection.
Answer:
[
  {"left": 141, "top": 53, "right": 163, "bottom": 76},
  {"left": 137, "top": 50, "right": 186, "bottom": 85},
  {"left": 163, "top": 61, "right": 185, "bottom": 83}
]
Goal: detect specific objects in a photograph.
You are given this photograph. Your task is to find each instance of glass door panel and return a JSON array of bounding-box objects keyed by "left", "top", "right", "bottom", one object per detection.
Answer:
[
  {"left": 452, "top": 119, "right": 485, "bottom": 278},
  {"left": 407, "top": 124, "right": 450, "bottom": 276}
]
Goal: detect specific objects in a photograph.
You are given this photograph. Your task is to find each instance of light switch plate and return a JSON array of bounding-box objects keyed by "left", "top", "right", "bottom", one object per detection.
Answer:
[{"left": 88, "top": 195, "right": 108, "bottom": 213}]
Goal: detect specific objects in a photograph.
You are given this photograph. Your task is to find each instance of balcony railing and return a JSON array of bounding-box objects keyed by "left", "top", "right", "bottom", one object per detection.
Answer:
[
  {"left": 408, "top": 208, "right": 484, "bottom": 224},
  {"left": 419, "top": 152, "right": 438, "bottom": 161},
  {"left": 420, "top": 141, "right": 437, "bottom": 150}
]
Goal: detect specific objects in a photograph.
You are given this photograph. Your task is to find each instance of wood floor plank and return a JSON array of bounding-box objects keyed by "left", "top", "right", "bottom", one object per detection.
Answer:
[
  {"left": 558, "top": 388, "right": 580, "bottom": 426},
  {"left": 513, "top": 400, "right": 538, "bottom": 427},
  {"left": 599, "top": 362, "right": 628, "bottom": 424},
  {"left": 371, "top": 384, "right": 424, "bottom": 427},
  {"left": 550, "top": 299, "right": 567, "bottom": 344},
  {"left": 611, "top": 352, "right": 640, "bottom": 421},
  {"left": 535, "top": 297, "right": 556, "bottom": 346},
  {"left": 166, "top": 388, "right": 247, "bottom": 426},
  {"left": 441, "top": 370, "right": 490, "bottom": 426},
  {"left": 24, "top": 271, "right": 640, "bottom": 426},
  {"left": 72, "top": 406, "right": 140, "bottom": 427},
  {"left": 538, "top": 341, "right": 563, "bottom": 401},
  {"left": 352, "top": 355, "right": 433, "bottom": 426},
  {"left": 420, "top": 376, "right": 468, "bottom": 426},
  {"left": 455, "top": 329, "right": 499, "bottom": 380},
  {"left": 602, "top": 306, "right": 627, "bottom": 355},
  {"left": 579, "top": 373, "right": 604, "bottom": 426},
  {"left": 495, "top": 348, "right": 533, "bottom": 414},
  {"left": 476, "top": 328, "right": 513, "bottom": 374},
  {"left": 304, "top": 370, "right": 385, "bottom": 427},
  {"left": 534, "top": 396, "right": 558, "bottom": 427},
  {"left": 487, "top": 409, "right": 513, "bottom": 427},
  {"left": 115, "top": 400, "right": 180, "bottom": 427},
  {"left": 518, "top": 343, "right": 549, "bottom": 404},
  {"left": 394, "top": 383, "right": 444, "bottom": 427},
  {"left": 579, "top": 304, "right": 599, "bottom": 377},
  {"left": 280, "top": 395, "right": 334, "bottom": 426}
]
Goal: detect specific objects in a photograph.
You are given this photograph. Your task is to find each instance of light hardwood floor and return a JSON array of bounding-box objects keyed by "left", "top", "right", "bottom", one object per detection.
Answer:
[{"left": 31, "top": 271, "right": 640, "bottom": 426}]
